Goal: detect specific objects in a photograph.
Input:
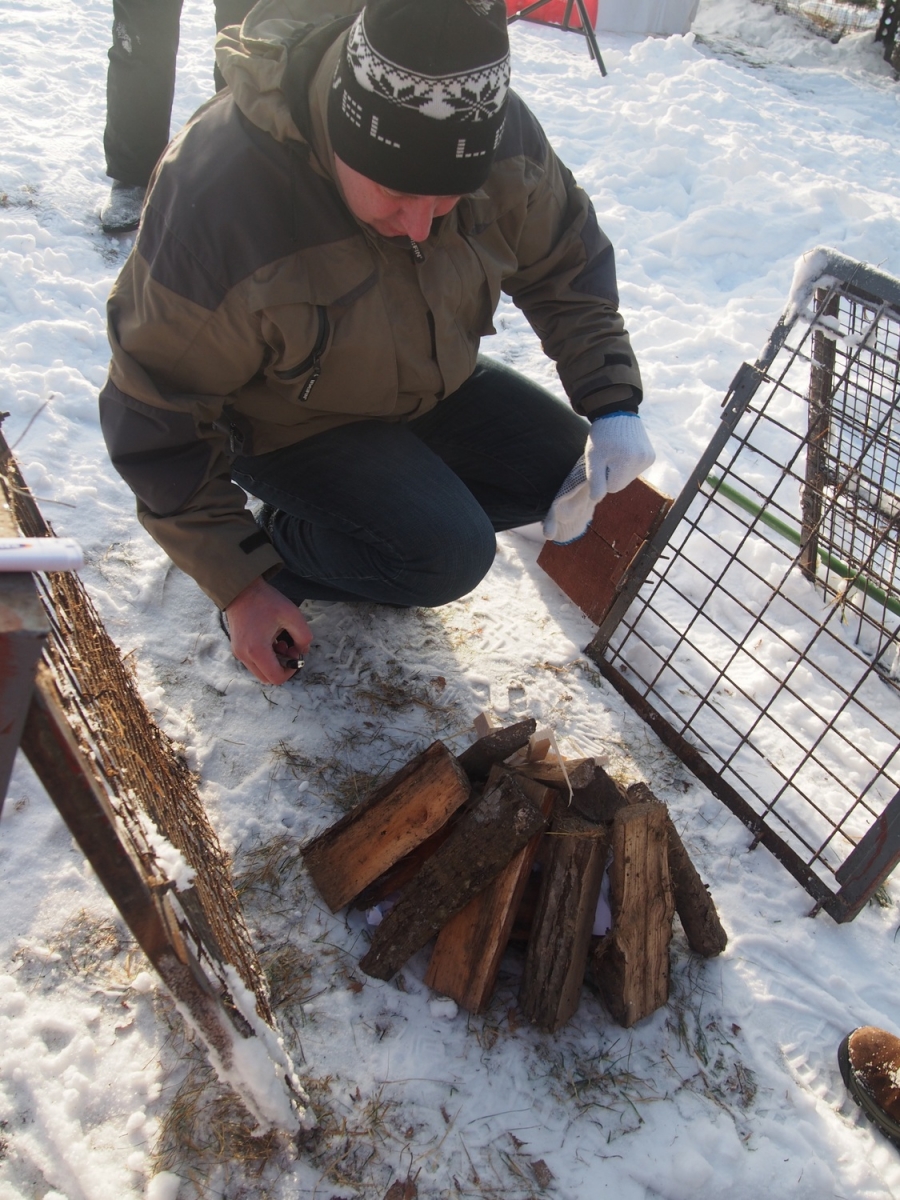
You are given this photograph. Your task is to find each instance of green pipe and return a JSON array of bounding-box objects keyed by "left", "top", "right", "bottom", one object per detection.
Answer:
[{"left": 706, "top": 474, "right": 900, "bottom": 621}]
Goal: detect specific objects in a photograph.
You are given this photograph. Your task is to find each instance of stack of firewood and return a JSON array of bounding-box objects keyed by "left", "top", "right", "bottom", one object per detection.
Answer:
[{"left": 301, "top": 718, "right": 726, "bottom": 1032}]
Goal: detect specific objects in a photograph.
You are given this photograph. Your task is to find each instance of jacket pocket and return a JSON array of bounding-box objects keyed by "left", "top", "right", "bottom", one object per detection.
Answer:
[{"left": 272, "top": 305, "right": 330, "bottom": 402}]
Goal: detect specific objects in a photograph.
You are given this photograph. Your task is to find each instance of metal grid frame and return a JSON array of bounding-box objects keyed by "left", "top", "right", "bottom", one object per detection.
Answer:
[{"left": 588, "top": 248, "right": 900, "bottom": 922}]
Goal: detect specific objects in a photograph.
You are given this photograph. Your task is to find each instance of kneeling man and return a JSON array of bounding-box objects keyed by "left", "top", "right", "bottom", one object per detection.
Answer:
[{"left": 100, "top": 0, "right": 653, "bottom": 683}]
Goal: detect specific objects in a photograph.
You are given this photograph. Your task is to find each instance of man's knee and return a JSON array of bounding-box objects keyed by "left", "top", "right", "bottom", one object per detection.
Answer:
[{"left": 399, "top": 510, "right": 496, "bottom": 607}]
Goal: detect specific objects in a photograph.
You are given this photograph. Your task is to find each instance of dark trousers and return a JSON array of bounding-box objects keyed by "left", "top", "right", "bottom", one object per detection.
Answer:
[
  {"left": 231, "top": 358, "right": 589, "bottom": 607},
  {"left": 104, "top": 0, "right": 252, "bottom": 186}
]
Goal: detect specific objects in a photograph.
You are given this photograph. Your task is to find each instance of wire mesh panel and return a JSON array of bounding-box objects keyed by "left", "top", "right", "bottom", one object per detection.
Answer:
[
  {"left": 0, "top": 430, "right": 306, "bottom": 1129},
  {"left": 589, "top": 249, "right": 900, "bottom": 922}
]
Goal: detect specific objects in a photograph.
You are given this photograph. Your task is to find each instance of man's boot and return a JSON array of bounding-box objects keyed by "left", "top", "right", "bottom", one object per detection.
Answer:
[
  {"left": 838, "top": 1026, "right": 900, "bottom": 1145},
  {"left": 100, "top": 182, "right": 146, "bottom": 233}
]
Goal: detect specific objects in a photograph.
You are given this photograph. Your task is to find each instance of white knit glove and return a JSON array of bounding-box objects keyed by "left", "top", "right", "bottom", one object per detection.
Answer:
[{"left": 543, "top": 414, "right": 656, "bottom": 544}]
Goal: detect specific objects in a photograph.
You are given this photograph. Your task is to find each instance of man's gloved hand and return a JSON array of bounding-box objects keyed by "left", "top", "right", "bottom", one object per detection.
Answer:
[{"left": 542, "top": 413, "right": 656, "bottom": 544}]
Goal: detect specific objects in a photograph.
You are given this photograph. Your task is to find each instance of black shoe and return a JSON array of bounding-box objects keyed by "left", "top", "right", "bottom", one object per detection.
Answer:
[{"left": 100, "top": 182, "right": 146, "bottom": 233}]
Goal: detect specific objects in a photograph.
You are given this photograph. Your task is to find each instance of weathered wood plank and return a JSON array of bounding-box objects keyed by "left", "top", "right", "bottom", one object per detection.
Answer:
[
  {"left": 457, "top": 718, "right": 537, "bottom": 781},
  {"left": 359, "top": 768, "right": 547, "bottom": 981},
  {"left": 302, "top": 741, "right": 471, "bottom": 912},
  {"left": 626, "top": 782, "right": 727, "bottom": 957},
  {"left": 594, "top": 802, "right": 674, "bottom": 1027},
  {"left": 519, "top": 808, "right": 609, "bottom": 1032},
  {"left": 424, "top": 778, "right": 556, "bottom": 1012}
]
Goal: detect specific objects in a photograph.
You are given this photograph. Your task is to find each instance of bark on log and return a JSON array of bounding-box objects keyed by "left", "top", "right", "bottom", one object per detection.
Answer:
[
  {"left": 424, "top": 778, "right": 555, "bottom": 1012},
  {"left": 519, "top": 810, "right": 609, "bottom": 1032},
  {"left": 360, "top": 768, "right": 547, "bottom": 981},
  {"left": 570, "top": 762, "right": 629, "bottom": 824},
  {"left": 457, "top": 719, "right": 537, "bottom": 781},
  {"left": 302, "top": 741, "right": 470, "bottom": 912},
  {"left": 626, "top": 782, "right": 727, "bottom": 957},
  {"left": 594, "top": 802, "right": 673, "bottom": 1027}
]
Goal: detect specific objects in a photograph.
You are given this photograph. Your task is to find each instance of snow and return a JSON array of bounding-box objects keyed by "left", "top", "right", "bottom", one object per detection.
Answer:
[{"left": 2, "top": 0, "right": 900, "bottom": 1196}]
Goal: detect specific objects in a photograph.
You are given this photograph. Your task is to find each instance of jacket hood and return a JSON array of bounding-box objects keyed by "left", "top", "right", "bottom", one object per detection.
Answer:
[{"left": 216, "top": 0, "right": 361, "bottom": 143}]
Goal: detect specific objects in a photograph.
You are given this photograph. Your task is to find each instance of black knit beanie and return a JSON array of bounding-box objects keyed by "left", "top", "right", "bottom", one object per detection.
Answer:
[{"left": 327, "top": 0, "right": 510, "bottom": 196}]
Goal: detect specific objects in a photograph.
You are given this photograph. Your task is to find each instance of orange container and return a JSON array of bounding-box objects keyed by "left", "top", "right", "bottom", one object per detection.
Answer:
[{"left": 506, "top": 0, "right": 598, "bottom": 32}]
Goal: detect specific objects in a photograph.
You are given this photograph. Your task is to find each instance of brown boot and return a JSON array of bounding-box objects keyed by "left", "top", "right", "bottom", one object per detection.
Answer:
[{"left": 838, "top": 1026, "right": 900, "bottom": 1145}]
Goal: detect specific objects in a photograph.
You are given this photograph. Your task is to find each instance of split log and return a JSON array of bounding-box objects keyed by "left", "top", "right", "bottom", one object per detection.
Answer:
[
  {"left": 519, "top": 809, "right": 609, "bottom": 1032},
  {"left": 626, "top": 782, "right": 727, "bottom": 957},
  {"left": 509, "top": 866, "right": 543, "bottom": 947},
  {"left": 512, "top": 757, "right": 597, "bottom": 792},
  {"left": 457, "top": 718, "right": 537, "bottom": 781},
  {"left": 301, "top": 741, "right": 470, "bottom": 912},
  {"left": 568, "top": 762, "right": 629, "bottom": 822},
  {"left": 360, "top": 768, "right": 547, "bottom": 981},
  {"left": 592, "top": 802, "right": 674, "bottom": 1027},
  {"left": 353, "top": 810, "right": 464, "bottom": 910},
  {"left": 424, "top": 777, "right": 556, "bottom": 1012}
]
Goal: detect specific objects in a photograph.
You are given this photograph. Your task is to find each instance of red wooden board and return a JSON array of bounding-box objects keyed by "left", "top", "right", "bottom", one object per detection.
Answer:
[{"left": 537, "top": 478, "right": 671, "bottom": 626}]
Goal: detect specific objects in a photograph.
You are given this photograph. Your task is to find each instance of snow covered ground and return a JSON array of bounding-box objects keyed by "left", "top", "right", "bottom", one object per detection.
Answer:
[{"left": 2, "top": 1, "right": 900, "bottom": 1197}]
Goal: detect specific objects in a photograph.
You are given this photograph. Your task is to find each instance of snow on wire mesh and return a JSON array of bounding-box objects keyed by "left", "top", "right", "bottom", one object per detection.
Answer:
[{"left": 592, "top": 248, "right": 900, "bottom": 922}]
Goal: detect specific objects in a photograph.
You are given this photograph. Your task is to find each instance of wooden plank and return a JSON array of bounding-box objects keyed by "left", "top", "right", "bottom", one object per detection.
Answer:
[
  {"left": 519, "top": 808, "right": 609, "bottom": 1032},
  {"left": 830, "top": 787, "right": 900, "bottom": 922},
  {"left": 0, "top": 496, "right": 48, "bottom": 816},
  {"left": 593, "top": 802, "right": 674, "bottom": 1027},
  {"left": 537, "top": 477, "right": 672, "bottom": 625},
  {"left": 424, "top": 777, "right": 556, "bottom": 1012},
  {"left": 302, "top": 741, "right": 471, "bottom": 912},
  {"left": 626, "top": 782, "right": 727, "bottom": 957},
  {"left": 359, "top": 768, "right": 547, "bottom": 981},
  {"left": 457, "top": 718, "right": 537, "bottom": 781},
  {"left": 19, "top": 661, "right": 304, "bottom": 1120}
]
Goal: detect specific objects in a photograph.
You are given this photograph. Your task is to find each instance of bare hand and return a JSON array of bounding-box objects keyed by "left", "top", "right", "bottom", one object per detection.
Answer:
[{"left": 224, "top": 576, "right": 312, "bottom": 685}]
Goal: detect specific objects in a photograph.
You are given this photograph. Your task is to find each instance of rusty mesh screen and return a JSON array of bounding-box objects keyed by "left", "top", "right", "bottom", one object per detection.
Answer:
[
  {"left": 591, "top": 253, "right": 900, "bottom": 921},
  {"left": 0, "top": 438, "right": 271, "bottom": 1019}
]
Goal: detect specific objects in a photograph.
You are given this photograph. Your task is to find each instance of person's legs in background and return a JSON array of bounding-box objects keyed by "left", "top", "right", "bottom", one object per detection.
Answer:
[
  {"left": 102, "top": 0, "right": 184, "bottom": 231},
  {"left": 101, "top": 0, "right": 253, "bottom": 232},
  {"left": 230, "top": 356, "right": 587, "bottom": 608}
]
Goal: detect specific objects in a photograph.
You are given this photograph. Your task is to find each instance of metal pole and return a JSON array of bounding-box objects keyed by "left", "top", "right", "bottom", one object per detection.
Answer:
[{"left": 800, "top": 289, "right": 838, "bottom": 582}]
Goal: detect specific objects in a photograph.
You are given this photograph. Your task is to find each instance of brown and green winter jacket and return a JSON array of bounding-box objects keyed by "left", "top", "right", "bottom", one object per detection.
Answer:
[{"left": 99, "top": 0, "right": 644, "bottom": 609}]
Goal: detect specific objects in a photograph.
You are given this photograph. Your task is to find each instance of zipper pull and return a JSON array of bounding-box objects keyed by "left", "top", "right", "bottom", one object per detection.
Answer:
[
  {"left": 299, "top": 361, "right": 321, "bottom": 401},
  {"left": 410, "top": 239, "right": 424, "bottom": 264}
]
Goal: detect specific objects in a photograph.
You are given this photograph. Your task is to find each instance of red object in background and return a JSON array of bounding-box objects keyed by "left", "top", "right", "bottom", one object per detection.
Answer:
[{"left": 505, "top": 0, "right": 598, "bottom": 32}]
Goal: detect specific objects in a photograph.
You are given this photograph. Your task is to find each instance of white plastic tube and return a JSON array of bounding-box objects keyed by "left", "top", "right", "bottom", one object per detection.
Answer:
[{"left": 0, "top": 537, "right": 84, "bottom": 572}]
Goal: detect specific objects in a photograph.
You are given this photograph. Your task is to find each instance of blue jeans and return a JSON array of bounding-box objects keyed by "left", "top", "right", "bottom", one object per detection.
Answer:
[{"left": 231, "top": 357, "right": 588, "bottom": 606}]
